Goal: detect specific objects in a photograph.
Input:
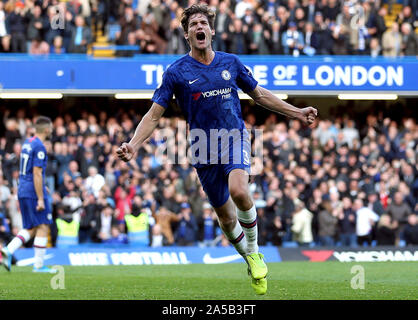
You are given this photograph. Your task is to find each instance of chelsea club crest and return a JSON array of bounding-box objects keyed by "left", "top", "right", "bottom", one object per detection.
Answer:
[{"left": 221, "top": 70, "right": 231, "bottom": 81}]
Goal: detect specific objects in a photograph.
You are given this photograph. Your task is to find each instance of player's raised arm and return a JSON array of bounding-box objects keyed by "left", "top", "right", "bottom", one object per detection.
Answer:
[
  {"left": 116, "top": 102, "right": 166, "bottom": 162},
  {"left": 33, "top": 166, "right": 45, "bottom": 211},
  {"left": 247, "top": 85, "right": 318, "bottom": 125}
]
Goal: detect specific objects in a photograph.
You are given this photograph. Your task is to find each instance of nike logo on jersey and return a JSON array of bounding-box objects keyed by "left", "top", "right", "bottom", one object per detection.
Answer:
[{"left": 188, "top": 79, "right": 199, "bottom": 84}]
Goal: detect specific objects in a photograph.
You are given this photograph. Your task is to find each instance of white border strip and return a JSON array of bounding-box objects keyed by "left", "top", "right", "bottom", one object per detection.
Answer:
[
  {"left": 338, "top": 94, "right": 398, "bottom": 100},
  {"left": 0, "top": 92, "right": 63, "bottom": 99}
]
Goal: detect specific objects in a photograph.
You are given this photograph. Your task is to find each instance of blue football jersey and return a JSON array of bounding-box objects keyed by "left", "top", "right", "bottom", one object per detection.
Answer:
[
  {"left": 18, "top": 136, "right": 48, "bottom": 199},
  {"left": 151, "top": 51, "right": 258, "bottom": 166}
]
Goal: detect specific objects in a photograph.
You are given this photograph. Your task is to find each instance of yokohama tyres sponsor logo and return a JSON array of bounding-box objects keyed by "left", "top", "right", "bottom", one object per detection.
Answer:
[
  {"left": 333, "top": 250, "right": 418, "bottom": 262},
  {"left": 201, "top": 87, "right": 231, "bottom": 98},
  {"left": 192, "top": 88, "right": 232, "bottom": 100},
  {"left": 293, "top": 248, "right": 418, "bottom": 262}
]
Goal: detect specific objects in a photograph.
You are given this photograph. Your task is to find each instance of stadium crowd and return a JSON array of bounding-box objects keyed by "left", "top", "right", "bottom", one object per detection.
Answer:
[
  {"left": 0, "top": 104, "right": 417, "bottom": 249},
  {"left": 0, "top": 0, "right": 417, "bottom": 56}
]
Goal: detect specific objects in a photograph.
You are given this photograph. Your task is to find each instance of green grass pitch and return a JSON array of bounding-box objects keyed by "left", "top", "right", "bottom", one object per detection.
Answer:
[{"left": 0, "top": 261, "right": 417, "bottom": 300}]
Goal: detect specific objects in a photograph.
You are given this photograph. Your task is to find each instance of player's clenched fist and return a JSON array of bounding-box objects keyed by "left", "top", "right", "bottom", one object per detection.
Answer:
[
  {"left": 116, "top": 142, "right": 134, "bottom": 162},
  {"left": 299, "top": 107, "right": 318, "bottom": 126}
]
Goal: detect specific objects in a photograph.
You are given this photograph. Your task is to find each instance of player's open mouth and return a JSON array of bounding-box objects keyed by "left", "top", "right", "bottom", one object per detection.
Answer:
[{"left": 196, "top": 32, "right": 206, "bottom": 43}]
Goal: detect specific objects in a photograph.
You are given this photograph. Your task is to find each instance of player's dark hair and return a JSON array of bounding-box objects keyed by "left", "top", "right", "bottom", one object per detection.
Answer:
[
  {"left": 35, "top": 116, "right": 52, "bottom": 132},
  {"left": 35, "top": 116, "right": 52, "bottom": 126},
  {"left": 181, "top": 4, "right": 216, "bottom": 34}
]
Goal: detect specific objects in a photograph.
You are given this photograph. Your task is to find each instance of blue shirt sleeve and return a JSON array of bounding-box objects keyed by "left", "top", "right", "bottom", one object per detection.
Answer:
[
  {"left": 32, "top": 144, "right": 47, "bottom": 169},
  {"left": 235, "top": 56, "right": 258, "bottom": 93},
  {"left": 151, "top": 69, "right": 175, "bottom": 109}
]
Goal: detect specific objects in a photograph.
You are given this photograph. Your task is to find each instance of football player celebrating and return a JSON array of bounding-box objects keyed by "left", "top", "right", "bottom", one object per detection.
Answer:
[{"left": 117, "top": 4, "right": 317, "bottom": 295}]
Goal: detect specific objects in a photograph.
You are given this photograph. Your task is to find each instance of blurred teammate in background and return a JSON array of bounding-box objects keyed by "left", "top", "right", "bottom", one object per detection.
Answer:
[
  {"left": 117, "top": 4, "right": 317, "bottom": 295},
  {"left": 1, "top": 116, "right": 57, "bottom": 273}
]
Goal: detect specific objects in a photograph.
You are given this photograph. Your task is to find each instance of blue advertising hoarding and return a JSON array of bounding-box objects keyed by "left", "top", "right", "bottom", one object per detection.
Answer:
[
  {"left": 0, "top": 54, "right": 417, "bottom": 94},
  {"left": 13, "top": 245, "right": 417, "bottom": 266},
  {"left": 13, "top": 246, "right": 281, "bottom": 266}
]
